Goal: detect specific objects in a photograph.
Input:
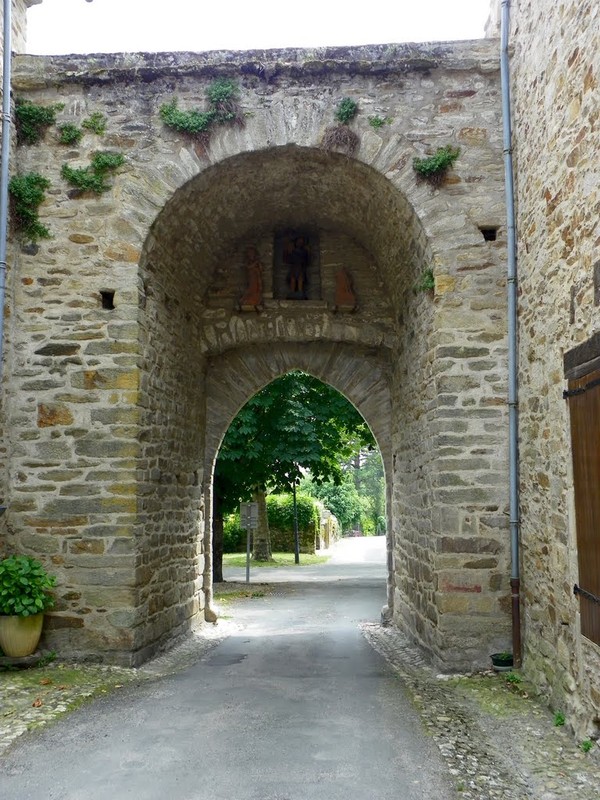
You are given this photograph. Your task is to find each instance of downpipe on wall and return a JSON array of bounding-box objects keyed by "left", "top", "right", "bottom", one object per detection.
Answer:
[
  {"left": 0, "top": 0, "right": 12, "bottom": 382},
  {"left": 501, "top": 0, "right": 522, "bottom": 668}
]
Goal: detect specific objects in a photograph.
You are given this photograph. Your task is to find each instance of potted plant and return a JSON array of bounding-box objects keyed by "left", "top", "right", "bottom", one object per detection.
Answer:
[
  {"left": 490, "top": 651, "right": 514, "bottom": 672},
  {"left": 0, "top": 555, "right": 56, "bottom": 657}
]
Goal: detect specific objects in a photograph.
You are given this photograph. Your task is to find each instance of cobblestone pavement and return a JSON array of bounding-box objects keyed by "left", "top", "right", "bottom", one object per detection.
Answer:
[
  {"left": 1, "top": 591, "right": 599, "bottom": 800},
  {"left": 362, "top": 623, "right": 600, "bottom": 800}
]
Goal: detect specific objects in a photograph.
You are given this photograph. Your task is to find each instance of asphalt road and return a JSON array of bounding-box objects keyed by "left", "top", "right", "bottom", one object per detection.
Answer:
[{"left": 0, "top": 538, "right": 454, "bottom": 800}]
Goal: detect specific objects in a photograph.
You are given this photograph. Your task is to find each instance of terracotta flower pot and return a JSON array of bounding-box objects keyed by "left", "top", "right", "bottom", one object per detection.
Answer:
[{"left": 0, "top": 613, "right": 44, "bottom": 657}]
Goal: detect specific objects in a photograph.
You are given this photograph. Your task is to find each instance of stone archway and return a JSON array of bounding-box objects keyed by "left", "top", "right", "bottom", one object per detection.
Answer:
[
  {"left": 202, "top": 341, "right": 394, "bottom": 618},
  {"left": 4, "top": 43, "right": 510, "bottom": 667}
]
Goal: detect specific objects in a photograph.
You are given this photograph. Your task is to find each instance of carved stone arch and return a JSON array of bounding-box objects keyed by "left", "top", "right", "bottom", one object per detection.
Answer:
[{"left": 204, "top": 341, "right": 392, "bottom": 476}]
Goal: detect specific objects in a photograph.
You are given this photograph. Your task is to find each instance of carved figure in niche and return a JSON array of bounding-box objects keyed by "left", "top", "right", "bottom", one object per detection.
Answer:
[
  {"left": 335, "top": 267, "right": 357, "bottom": 311},
  {"left": 239, "top": 245, "right": 263, "bottom": 310},
  {"left": 284, "top": 236, "right": 311, "bottom": 298}
]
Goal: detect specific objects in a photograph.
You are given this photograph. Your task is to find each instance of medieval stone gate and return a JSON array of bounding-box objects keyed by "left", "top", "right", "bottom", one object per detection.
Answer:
[{"left": 1, "top": 41, "right": 510, "bottom": 668}]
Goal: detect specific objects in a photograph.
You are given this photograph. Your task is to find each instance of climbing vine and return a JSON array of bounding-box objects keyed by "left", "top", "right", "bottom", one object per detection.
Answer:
[
  {"left": 8, "top": 172, "right": 51, "bottom": 243},
  {"left": 61, "top": 151, "right": 125, "bottom": 194}
]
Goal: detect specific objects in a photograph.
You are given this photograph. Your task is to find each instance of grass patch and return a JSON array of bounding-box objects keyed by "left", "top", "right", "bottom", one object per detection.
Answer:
[
  {"left": 223, "top": 552, "right": 329, "bottom": 568},
  {"left": 445, "top": 673, "right": 534, "bottom": 717}
]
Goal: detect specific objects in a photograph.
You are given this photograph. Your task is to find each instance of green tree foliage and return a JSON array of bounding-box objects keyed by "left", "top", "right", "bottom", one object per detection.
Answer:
[
  {"left": 215, "top": 371, "right": 373, "bottom": 504},
  {"left": 300, "top": 472, "right": 363, "bottom": 533},
  {"left": 300, "top": 448, "right": 385, "bottom": 534}
]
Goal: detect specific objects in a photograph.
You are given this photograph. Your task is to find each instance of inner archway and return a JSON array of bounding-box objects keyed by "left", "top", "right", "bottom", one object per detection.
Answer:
[
  {"left": 209, "top": 362, "right": 393, "bottom": 604},
  {"left": 212, "top": 370, "right": 386, "bottom": 583}
]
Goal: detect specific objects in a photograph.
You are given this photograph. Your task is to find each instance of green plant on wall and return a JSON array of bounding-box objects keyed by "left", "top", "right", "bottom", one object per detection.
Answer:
[
  {"left": 15, "top": 99, "right": 63, "bottom": 145},
  {"left": 413, "top": 145, "right": 460, "bottom": 185},
  {"left": 81, "top": 112, "right": 107, "bottom": 135},
  {"left": 58, "top": 123, "right": 83, "bottom": 146},
  {"left": 335, "top": 97, "right": 358, "bottom": 124},
  {"left": 160, "top": 79, "right": 241, "bottom": 138},
  {"left": 8, "top": 172, "right": 51, "bottom": 243},
  {"left": 415, "top": 267, "right": 435, "bottom": 293},
  {"left": 61, "top": 151, "right": 125, "bottom": 194},
  {"left": 368, "top": 115, "right": 391, "bottom": 129},
  {"left": 322, "top": 98, "right": 360, "bottom": 156}
]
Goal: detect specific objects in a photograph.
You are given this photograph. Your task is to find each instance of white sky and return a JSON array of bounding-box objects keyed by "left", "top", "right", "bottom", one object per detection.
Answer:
[{"left": 26, "top": 0, "right": 492, "bottom": 55}]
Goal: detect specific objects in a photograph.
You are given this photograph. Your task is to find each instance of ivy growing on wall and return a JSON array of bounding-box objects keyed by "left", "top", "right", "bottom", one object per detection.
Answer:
[
  {"left": 15, "top": 99, "right": 63, "bottom": 145},
  {"left": 8, "top": 173, "right": 51, "bottom": 243},
  {"left": 61, "top": 151, "right": 125, "bottom": 194}
]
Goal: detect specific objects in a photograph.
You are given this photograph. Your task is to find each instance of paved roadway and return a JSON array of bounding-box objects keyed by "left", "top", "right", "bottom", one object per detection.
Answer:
[{"left": 0, "top": 537, "right": 454, "bottom": 800}]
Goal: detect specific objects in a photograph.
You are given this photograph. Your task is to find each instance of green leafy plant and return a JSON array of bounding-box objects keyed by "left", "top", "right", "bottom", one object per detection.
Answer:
[
  {"left": 159, "top": 99, "right": 214, "bottom": 136},
  {"left": 160, "top": 79, "right": 241, "bottom": 138},
  {"left": 58, "top": 123, "right": 83, "bottom": 146},
  {"left": 0, "top": 555, "right": 56, "bottom": 617},
  {"left": 504, "top": 671, "right": 522, "bottom": 685},
  {"left": 8, "top": 172, "right": 51, "bottom": 243},
  {"left": 580, "top": 739, "right": 594, "bottom": 753},
  {"left": 35, "top": 649, "right": 57, "bottom": 667},
  {"left": 553, "top": 710, "right": 565, "bottom": 727},
  {"left": 415, "top": 268, "right": 435, "bottom": 293},
  {"left": 61, "top": 151, "right": 125, "bottom": 194},
  {"left": 413, "top": 144, "right": 460, "bottom": 185},
  {"left": 14, "top": 99, "right": 63, "bottom": 145},
  {"left": 81, "top": 112, "right": 106, "bottom": 135},
  {"left": 335, "top": 97, "right": 358, "bottom": 124},
  {"left": 368, "top": 115, "right": 391, "bottom": 129}
]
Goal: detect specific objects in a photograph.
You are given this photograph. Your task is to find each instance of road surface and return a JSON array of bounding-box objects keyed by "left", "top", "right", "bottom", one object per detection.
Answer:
[{"left": 0, "top": 537, "right": 454, "bottom": 800}]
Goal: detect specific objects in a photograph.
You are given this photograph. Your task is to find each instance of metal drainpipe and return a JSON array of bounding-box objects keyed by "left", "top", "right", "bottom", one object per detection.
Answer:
[
  {"left": 500, "top": 0, "right": 522, "bottom": 668},
  {"left": 0, "top": 0, "right": 12, "bottom": 382}
]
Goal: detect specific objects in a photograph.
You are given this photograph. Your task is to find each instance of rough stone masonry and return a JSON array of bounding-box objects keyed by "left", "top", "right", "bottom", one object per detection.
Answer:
[{"left": 0, "top": 40, "right": 509, "bottom": 669}]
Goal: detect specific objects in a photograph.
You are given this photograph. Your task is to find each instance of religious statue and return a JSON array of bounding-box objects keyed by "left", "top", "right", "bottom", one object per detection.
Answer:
[
  {"left": 335, "top": 267, "right": 357, "bottom": 311},
  {"left": 239, "top": 245, "right": 263, "bottom": 310}
]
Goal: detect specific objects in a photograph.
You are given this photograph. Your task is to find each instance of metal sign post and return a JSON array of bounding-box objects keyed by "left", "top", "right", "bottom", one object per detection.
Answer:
[{"left": 240, "top": 502, "right": 259, "bottom": 584}]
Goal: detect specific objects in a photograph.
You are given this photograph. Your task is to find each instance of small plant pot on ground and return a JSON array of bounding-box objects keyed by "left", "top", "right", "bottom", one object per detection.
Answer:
[
  {"left": 0, "top": 555, "right": 56, "bottom": 657},
  {"left": 0, "top": 612, "right": 44, "bottom": 657},
  {"left": 490, "top": 652, "right": 514, "bottom": 672}
]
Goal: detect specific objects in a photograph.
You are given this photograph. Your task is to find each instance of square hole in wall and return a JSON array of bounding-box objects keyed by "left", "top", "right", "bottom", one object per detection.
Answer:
[
  {"left": 100, "top": 290, "right": 115, "bottom": 310},
  {"left": 479, "top": 226, "right": 499, "bottom": 242}
]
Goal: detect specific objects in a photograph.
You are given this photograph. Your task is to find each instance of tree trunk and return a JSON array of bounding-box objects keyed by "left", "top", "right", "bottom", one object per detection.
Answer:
[
  {"left": 212, "top": 492, "right": 224, "bottom": 583},
  {"left": 252, "top": 488, "right": 272, "bottom": 561}
]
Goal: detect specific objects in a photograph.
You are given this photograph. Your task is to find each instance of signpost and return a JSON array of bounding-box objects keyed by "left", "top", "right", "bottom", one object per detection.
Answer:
[{"left": 240, "top": 502, "right": 259, "bottom": 584}]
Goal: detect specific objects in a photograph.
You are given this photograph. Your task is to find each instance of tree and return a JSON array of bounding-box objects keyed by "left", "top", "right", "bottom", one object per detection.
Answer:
[
  {"left": 213, "top": 371, "right": 374, "bottom": 573},
  {"left": 299, "top": 472, "right": 363, "bottom": 533}
]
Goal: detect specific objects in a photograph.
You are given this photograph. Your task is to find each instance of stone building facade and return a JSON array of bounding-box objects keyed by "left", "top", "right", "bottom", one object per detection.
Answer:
[{"left": 0, "top": 0, "right": 597, "bottom": 739}]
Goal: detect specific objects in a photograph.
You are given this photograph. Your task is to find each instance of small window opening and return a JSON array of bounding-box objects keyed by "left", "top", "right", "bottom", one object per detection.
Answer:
[
  {"left": 100, "top": 290, "right": 115, "bottom": 310},
  {"left": 479, "top": 226, "right": 498, "bottom": 242}
]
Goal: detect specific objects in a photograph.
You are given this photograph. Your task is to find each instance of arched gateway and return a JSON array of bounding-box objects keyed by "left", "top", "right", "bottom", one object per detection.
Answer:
[{"left": 1, "top": 43, "right": 510, "bottom": 668}]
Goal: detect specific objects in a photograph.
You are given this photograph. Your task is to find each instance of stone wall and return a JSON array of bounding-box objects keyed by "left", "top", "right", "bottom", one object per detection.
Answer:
[
  {"left": 509, "top": 0, "right": 600, "bottom": 737},
  {"left": 0, "top": 1, "right": 33, "bottom": 61},
  {"left": 0, "top": 43, "right": 509, "bottom": 666}
]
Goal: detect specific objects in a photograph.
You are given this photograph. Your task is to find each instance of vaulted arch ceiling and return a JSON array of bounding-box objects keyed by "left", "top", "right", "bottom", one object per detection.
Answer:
[{"left": 147, "top": 144, "right": 430, "bottom": 315}]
